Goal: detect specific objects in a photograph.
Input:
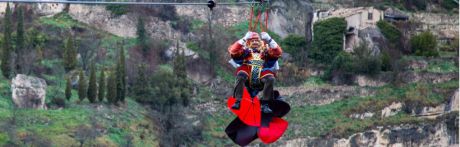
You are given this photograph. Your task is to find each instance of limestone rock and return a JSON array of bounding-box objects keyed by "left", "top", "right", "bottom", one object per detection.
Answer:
[
  {"left": 446, "top": 90, "right": 459, "bottom": 112},
  {"left": 33, "top": 3, "right": 66, "bottom": 16},
  {"left": 11, "top": 74, "right": 47, "bottom": 109},
  {"left": 354, "top": 75, "right": 387, "bottom": 87},
  {"left": 381, "top": 102, "right": 402, "bottom": 118},
  {"left": 350, "top": 112, "right": 375, "bottom": 119}
]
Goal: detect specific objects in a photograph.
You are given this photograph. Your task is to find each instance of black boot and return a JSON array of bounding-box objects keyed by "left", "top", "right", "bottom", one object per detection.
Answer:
[
  {"left": 261, "top": 102, "right": 272, "bottom": 114},
  {"left": 231, "top": 100, "right": 241, "bottom": 110},
  {"left": 232, "top": 75, "right": 247, "bottom": 110}
]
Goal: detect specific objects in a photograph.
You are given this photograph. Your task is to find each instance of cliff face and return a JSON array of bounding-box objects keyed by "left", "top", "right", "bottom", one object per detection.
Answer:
[
  {"left": 279, "top": 113, "right": 458, "bottom": 147},
  {"left": 0, "top": 1, "right": 314, "bottom": 40},
  {"left": 410, "top": 12, "right": 459, "bottom": 38}
]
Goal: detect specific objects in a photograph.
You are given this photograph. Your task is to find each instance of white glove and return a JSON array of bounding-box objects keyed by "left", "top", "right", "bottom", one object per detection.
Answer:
[
  {"left": 238, "top": 31, "right": 254, "bottom": 45},
  {"left": 261, "top": 32, "right": 278, "bottom": 48},
  {"left": 243, "top": 31, "right": 254, "bottom": 40},
  {"left": 260, "top": 32, "right": 272, "bottom": 43}
]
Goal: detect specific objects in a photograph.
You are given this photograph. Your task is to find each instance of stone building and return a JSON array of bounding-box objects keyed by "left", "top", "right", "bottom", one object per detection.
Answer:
[{"left": 313, "top": 7, "right": 384, "bottom": 51}]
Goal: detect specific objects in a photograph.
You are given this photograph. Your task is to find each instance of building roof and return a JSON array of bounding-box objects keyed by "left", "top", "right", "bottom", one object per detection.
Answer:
[{"left": 384, "top": 8, "right": 409, "bottom": 19}]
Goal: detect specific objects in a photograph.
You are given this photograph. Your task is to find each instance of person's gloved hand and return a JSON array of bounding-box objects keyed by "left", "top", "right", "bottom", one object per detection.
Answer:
[
  {"left": 260, "top": 32, "right": 272, "bottom": 43},
  {"left": 238, "top": 31, "right": 254, "bottom": 45},
  {"left": 261, "top": 32, "right": 278, "bottom": 48},
  {"left": 243, "top": 31, "right": 254, "bottom": 40}
]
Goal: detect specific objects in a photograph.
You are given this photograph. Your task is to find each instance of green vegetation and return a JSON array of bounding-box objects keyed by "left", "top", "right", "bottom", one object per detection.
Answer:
[
  {"left": 15, "top": 6, "right": 25, "bottom": 73},
  {"left": 98, "top": 69, "right": 106, "bottom": 102},
  {"left": 441, "top": 0, "right": 459, "bottom": 10},
  {"left": 39, "top": 12, "right": 81, "bottom": 29},
  {"left": 136, "top": 17, "right": 149, "bottom": 54},
  {"left": 310, "top": 17, "right": 347, "bottom": 64},
  {"left": 63, "top": 37, "right": 77, "bottom": 71},
  {"left": 377, "top": 20, "right": 401, "bottom": 47},
  {"left": 186, "top": 42, "right": 210, "bottom": 60},
  {"left": 289, "top": 81, "right": 451, "bottom": 138},
  {"left": 132, "top": 64, "right": 151, "bottom": 102},
  {"left": 106, "top": 5, "right": 129, "bottom": 16},
  {"left": 1, "top": 3, "right": 12, "bottom": 78},
  {"left": 87, "top": 64, "right": 97, "bottom": 103},
  {"left": 106, "top": 72, "right": 117, "bottom": 104},
  {"left": 65, "top": 77, "right": 72, "bottom": 101},
  {"left": 281, "top": 34, "right": 307, "bottom": 66},
  {"left": 303, "top": 76, "right": 328, "bottom": 87},
  {"left": 216, "top": 66, "right": 235, "bottom": 83},
  {"left": 411, "top": 31, "right": 438, "bottom": 57},
  {"left": 324, "top": 42, "right": 382, "bottom": 81},
  {"left": 426, "top": 60, "right": 458, "bottom": 73},
  {"left": 78, "top": 70, "right": 87, "bottom": 102},
  {"left": 434, "top": 80, "right": 459, "bottom": 90},
  {"left": 116, "top": 46, "right": 126, "bottom": 103}
]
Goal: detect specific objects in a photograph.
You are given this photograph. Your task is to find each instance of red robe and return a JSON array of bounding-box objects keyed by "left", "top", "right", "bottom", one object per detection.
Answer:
[{"left": 228, "top": 41, "right": 282, "bottom": 85}]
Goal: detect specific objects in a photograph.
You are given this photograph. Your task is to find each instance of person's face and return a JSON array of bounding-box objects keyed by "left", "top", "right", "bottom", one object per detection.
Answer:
[{"left": 249, "top": 39, "right": 260, "bottom": 48}]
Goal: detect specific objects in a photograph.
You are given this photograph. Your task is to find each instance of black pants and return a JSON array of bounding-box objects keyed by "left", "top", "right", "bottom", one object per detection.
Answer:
[{"left": 233, "top": 74, "right": 275, "bottom": 101}]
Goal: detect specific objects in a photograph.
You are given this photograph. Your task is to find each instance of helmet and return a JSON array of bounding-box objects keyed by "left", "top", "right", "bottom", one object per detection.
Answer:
[{"left": 248, "top": 32, "right": 260, "bottom": 41}]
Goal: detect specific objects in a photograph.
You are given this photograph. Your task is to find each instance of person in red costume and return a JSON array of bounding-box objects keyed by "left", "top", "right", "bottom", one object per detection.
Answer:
[{"left": 228, "top": 31, "right": 283, "bottom": 114}]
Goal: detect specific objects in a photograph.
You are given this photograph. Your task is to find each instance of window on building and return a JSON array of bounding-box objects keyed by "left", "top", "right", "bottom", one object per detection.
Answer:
[{"left": 368, "top": 12, "right": 373, "bottom": 20}]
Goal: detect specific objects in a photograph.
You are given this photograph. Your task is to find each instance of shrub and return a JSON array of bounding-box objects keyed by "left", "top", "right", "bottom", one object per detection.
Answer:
[
  {"left": 50, "top": 97, "right": 66, "bottom": 108},
  {"left": 310, "top": 17, "right": 347, "bottom": 64},
  {"left": 281, "top": 34, "right": 307, "bottom": 66},
  {"left": 377, "top": 20, "right": 401, "bottom": 45},
  {"left": 106, "top": 5, "right": 129, "bottom": 16},
  {"left": 325, "top": 42, "right": 382, "bottom": 82},
  {"left": 441, "top": 0, "right": 459, "bottom": 10},
  {"left": 411, "top": 31, "right": 438, "bottom": 57},
  {"left": 381, "top": 51, "right": 392, "bottom": 71},
  {"left": 281, "top": 34, "right": 307, "bottom": 54}
]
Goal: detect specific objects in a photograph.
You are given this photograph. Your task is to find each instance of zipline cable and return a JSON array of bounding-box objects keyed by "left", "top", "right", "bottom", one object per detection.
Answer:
[{"left": 0, "top": 0, "right": 262, "bottom": 5}]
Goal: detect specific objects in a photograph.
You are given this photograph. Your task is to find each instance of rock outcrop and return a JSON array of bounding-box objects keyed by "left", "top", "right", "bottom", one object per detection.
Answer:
[
  {"left": 410, "top": 12, "right": 459, "bottom": 39},
  {"left": 278, "top": 113, "right": 459, "bottom": 147},
  {"left": 381, "top": 102, "right": 403, "bottom": 118},
  {"left": 280, "top": 86, "right": 376, "bottom": 106},
  {"left": 11, "top": 74, "right": 47, "bottom": 109},
  {"left": 397, "top": 71, "right": 458, "bottom": 84}
]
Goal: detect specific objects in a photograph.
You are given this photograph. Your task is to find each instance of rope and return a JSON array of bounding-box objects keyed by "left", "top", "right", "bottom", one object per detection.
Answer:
[
  {"left": 248, "top": 5, "right": 254, "bottom": 31},
  {"left": 262, "top": 6, "right": 269, "bottom": 32},
  {"left": 247, "top": 0, "right": 269, "bottom": 32}
]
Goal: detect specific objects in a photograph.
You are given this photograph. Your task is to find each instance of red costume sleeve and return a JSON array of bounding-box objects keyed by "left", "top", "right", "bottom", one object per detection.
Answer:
[
  {"left": 266, "top": 46, "right": 283, "bottom": 59},
  {"left": 228, "top": 41, "right": 245, "bottom": 59}
]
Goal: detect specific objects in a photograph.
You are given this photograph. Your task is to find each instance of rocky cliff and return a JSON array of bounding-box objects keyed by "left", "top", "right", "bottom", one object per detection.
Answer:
[{"left": 279, "top": 113, "right": 458, "bottom": 147}]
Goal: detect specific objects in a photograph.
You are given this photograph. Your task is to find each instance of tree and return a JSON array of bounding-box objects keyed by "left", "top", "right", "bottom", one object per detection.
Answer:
[
  {"left": 150, "top": 65, "right": 177, "bottom": 111},
  {"left": 173, "top": 45, "right": 190, "bottom": 107},
  {"left": 106, "top": 72, "right": 117, "bottom": 104},
  {"left": 98, "top": 69, "right": 105, "bottom": 102},
  {"left": 173, "top": 41, "right": 187, "bottom": 80},
  {"left": 310, "top": 17, "right": 347, "bottom": 64},
  {"left": 1, "top": 3, "right": 12, "bottom": 78},
  {"left": 377, "top": 20, "right": 401, "bottom": 48},
  {"left": 281, "top": 34, "right": 307, "bottom": 66},
  {"left": 87, "top": 64, "right": 97, "bottom": 103},
  {"left": 78, "top": 70, "right": 87, "bottom": 102},
  {"left": 132, "top": 63, "right": 151, "bottom": 102},
  {"left": 65, "top": 77, "right": 72, "bottom": 101},
  {"left": 116, "top": 45, "right": 126, "bottom": 103},
  {"left": 63, "top": 37, "right": 77, "bottom": 71},
  {"left": 15, "top": 6, "right": 25, "bottom": 74},
  {"left": 411, "top": 31, "right": 438, "bottom": 57},
  {"left": 136, "top": 17, "right": 149, "bottom": 55},
  {"left": 28, "top": 29, "right": 46, "bottom": 64}
]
